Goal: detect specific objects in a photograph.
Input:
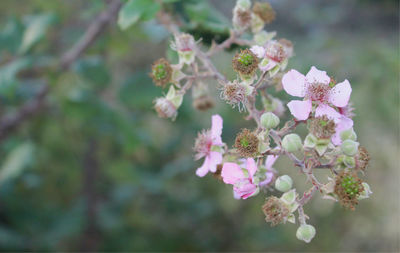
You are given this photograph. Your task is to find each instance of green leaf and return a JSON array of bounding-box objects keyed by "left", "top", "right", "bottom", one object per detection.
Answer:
[
  {"left": 118, "top": 0, "right": 161, "bottom": 30},
  {"left": 73, "top": 56, "right": 111, "bottom": 88},
  {"left": 0, "top": 142, "right": 34, "bottom": 184},
  {"left": 0, "top": 57, "right": 31, "bottom": 96},
  {"left": 19, "top": 14, "right": 55, "bottom": 54}
]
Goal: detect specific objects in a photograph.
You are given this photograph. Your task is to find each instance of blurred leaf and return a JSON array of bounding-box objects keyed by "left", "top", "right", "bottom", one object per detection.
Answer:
[
  {"left": 0, "top": 142, "right": 34, "bottom": 184},
  {"left": 0, "top": 57, "right": 31, "bottom": 97},
  {"left": 118, "top": 0, "right": 161, "bottom": 30},
  {"left": 19, "top": 14, "right": 55, "bottom": 54},
  {"left": 0, "top": 17, "right": 24, "bottom": 54},
  {"left": 73, "top": 56, "right": 111, "bottom": 88}
]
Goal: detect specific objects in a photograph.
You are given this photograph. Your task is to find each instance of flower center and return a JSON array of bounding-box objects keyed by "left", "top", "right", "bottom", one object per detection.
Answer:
[
  {"left": 153, "top": 64, "right": 167, "bottom": 80},
  {"left": 307, "top": 83, "right": 330, "bottom": 102},
  {"left": 238, "top": 53, "right": 254, "bottom": 66},
  {"left": 341, "top": 176, "right": 361, "bottom": 196},
  {"left": 194, "top": 130, "right": 212, "bottom": 158}
]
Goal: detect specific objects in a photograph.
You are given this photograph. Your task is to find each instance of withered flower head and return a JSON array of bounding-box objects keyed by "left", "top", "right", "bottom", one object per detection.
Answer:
[
  {"left": 232, "top": 49, "right": 259, "bottom": 76},
  {"left": 192, "top": 95, "right": 215, "bottom": 111},
  {"left": 307, "top": 115, "right": 336, "bottom": 139},
  {"left": 356, "top": 146, "right": 370, "bottom": 171},
  {"left": 233, "top": 8, "right": 252, "bottom": 29},
  {"left": 221, "top": 80, "right": 247, "bottom": 109},
  {"left": 262, "top": 196, "right": 290, "bottom": 226},
  {"left": 334, "top": 171, "right": 364, "bottom": 210},
  {"left": 154, "top": 97, "right": 177, "bottom": 120},
  {"left": 265, "top": 41, "right": 287, "bottom": 63},
  {"left": 252, "top": 2, "right": 276, "bottom": 24},
  {"left": 150, "top": 58, "right": 172, "bottom": 87},
  {"left": 234, "top": 128, "right": 259, "bottom": 157}
]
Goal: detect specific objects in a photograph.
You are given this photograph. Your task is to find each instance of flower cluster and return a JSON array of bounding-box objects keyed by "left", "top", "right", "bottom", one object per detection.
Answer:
[{"left": 150, "top": 0, "right": 371, "bottom": 243}]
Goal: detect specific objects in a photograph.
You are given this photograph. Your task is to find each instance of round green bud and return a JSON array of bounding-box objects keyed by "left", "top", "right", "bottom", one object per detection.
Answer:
[
  {"left": 261, "top": 112, "right": 280, "bottom": 129},
  {"left": 236, "top": 0, "right": 251, "bottom": 10},
  {"left": 340, "top": 128, "right": 357, "bottom": 141},
  {"left": 275, "top": 175, "right": 293, "bottom": 192},
  {"left": 296, "top": 224, "right": 316, "bottom": 243},
  {"left": 341, "top": 139, "right": 359, "bottom": 157},
  {"left": 282, "top": 134, "right": 302, "bottom": 153}
]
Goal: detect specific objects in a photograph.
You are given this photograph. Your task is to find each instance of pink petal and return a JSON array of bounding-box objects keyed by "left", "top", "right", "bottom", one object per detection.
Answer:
[
  {"left": 208, "top": 151, "right": 222, "bottom": 173},
  {"left": 195, "top": 151, "right": 222, "bottom": 177},
  {"left": 259, "top": 172, "right": 274, "bottom": 187},
  {"left": 196, "top": 156, "right": 210, "bottom": 177},
  {"left": 287, "top": 99, "right": 312, "bottom": 120},
  {"left": 315, "top": 104, "right": 341, "bottom": 123},
  {"left": 234, "top": 182, "right": 257, "bottom": 199},
  {"left": 332, "top": 116, "right": 353, "bottom": 145},
  {"left": 221, "top": 162, "right": 245, "bottom": 184},
  {"left": 250, "top": 45, "right": 265, "bottom": 58},
  {"left": 259, "top": 60, "right": 277, "bottom": 72},
  {"left": 329, "top": 79, "right": 352, "bottom": 107},
  {"left": 245, "top": 158, "right": 258, "bottom": 179},
  {"left": 211, "top": 114, "right": 223, "bottom": 145},
  {"left": 265, "top": 155, "right": 279, "bottom": 169},
  {"left": 306, "top": 66, "right": 330, "bottom": 85},
  {"left": 282, "top": 69, "right": 307, "bottom": 97}
]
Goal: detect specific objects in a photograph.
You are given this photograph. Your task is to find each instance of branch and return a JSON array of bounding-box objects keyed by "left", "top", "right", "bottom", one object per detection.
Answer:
[{"left": 0, "top": 0, "right": 122, "bottom": 142}]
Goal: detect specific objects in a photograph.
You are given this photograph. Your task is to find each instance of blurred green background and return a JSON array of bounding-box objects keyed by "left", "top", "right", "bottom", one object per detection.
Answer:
[{"left": 0, "top": 0, "right": 398, "bottom": 251}]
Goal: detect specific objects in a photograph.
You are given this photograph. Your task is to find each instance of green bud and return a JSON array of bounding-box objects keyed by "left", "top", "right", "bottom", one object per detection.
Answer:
[
  {"left": 304, "top": 134, "right": 317, "bottom": 148},
  {"left": 236, "top": 0, "right": 251, "bottom": 10},
  {"left": 341, "top": 139, "right": 359, "bottom": 156},
  {"left": 358, "top": 182, "right": 372, "bottom": 200},
  {"left": 296, "top": 224, "right": 316, "bottom": 243},
  {"left": 275, "top": 175, "right": 293, "bottom": 192},
  {"left": 340, "top": 128, "right": 357, "bottom": 141},
  {"left": 343, "top": 156, "right": 356, "bottom": 168},
  {"left": 282, "top": 134, "right": 302, "bottom": 153},
  {"left": 260, "top": 112, "right": 280, "bottom": 129}
]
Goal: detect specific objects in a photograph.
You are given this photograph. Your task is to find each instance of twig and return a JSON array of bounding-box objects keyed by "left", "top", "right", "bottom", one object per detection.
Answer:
[{"left": 0, "top": 0, "right": 123, "bottom": 142}]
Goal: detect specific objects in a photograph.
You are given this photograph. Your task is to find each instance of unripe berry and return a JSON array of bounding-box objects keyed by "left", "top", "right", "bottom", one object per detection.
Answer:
[
  {"left": 275, "top": 175, "right": 293, "bottom": 192},
  {"left": 282, "top": 134, "right": 302, "bottom": 153},
  {"left": 341, "top": 139, "right": 359, "bottom": 156},
  {"left": 260, "top": 112, "right": 280, "bottom": 129},
  {"left": 296, "top": 224, "right": 316, "bottom": 243}
]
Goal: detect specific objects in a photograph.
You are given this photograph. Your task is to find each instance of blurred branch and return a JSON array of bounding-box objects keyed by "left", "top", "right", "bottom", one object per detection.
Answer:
[
  {"left": 0, "top": 0, "right": 123, "bottom": 142},
  {"left": 80, "top": 139, "right": 100, "bottom": 251}
]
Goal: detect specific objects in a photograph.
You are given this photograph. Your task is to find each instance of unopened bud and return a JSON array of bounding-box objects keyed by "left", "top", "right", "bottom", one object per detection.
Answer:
[
  {"left": 340, "top": 128, "right": 357, "bottom": 141},
  {"left": 341, "top": 139, "right": 359, "bottom": 156},
  {"left": 236, "top": 0, "right": 251, "bottom": 11},
  {"left": 296, "top": 224, "right": 316, "bottom": 243},
  {"left": 261, "top": 112, "right": 280, "bottom": 129},
  {"left": 282, "top": 134, "right": 302, "bottom": 153},
  {"left": 275, "top": 175, "right": 293, "bottom": 192}
]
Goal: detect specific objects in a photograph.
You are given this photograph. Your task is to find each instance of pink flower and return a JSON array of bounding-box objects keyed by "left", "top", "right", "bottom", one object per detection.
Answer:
[
  {"left": 259, "top": 155, "right": 278, "bottom": 187},
  {"left": 194, "top": 115, "right": 225, "bottom": 177},
  {"left": 221, "top": 158, "right": 259, "bottom": 199},
  {"left": 282, "top": 66, "right": 352, "bottom": 121}
]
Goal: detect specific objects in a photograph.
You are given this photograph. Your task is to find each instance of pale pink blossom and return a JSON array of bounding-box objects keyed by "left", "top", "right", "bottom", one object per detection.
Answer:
[
  {"left": 282, "top": 66, "right": 352, "bottom": 121},
  {"left": 221, "top": 158, "right": 259, "bottom": 199},
  {"left": 259, "top": 155, "right": 278, "bottom": 187},
  {"left": 194, "top": 115, "right": 225, "bottom": 177}
]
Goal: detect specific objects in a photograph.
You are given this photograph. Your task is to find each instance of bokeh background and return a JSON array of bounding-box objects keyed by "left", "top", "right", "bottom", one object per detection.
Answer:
[{"left": 0, "top": 0, "right": 399, "bottom": 251}]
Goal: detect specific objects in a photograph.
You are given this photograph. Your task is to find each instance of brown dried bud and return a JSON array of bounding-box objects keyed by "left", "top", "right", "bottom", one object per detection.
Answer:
[
  {"left": 262, "top": 196, "right": 290, "bottom": 226},
  {"left": 307, "top": 115, "right": 336, "bottom": 139},
  {"left": 173, "top": 33, "right": 195, "bottom": 52},
  {"left": 213, "top": 164, "right": 223, "bottom": 181},
  {"left": 356, "top": 146, "right": 370, "bottom": 171},
  {"left": 233, "top": 7, "right": 252, "bottom": 30},
  {"left": 278, "top": 38, "right": 294, "bottom": 58},
  {"left": 232, "top": 49, "right": 259, "bottom": 76},
  {"left": 193, "top": 95, "right": 215, "bottom": 111},
  {"left": 252, "top": 2, "right": 276, "bottom": 24},
  {"left": 334, "top": 171, "right": 364, "bottom": 210},
  {"left": 150, "top": 58, "right": 173, "bottom": 87},
  {"left": 234, "top": 128, "right": 259, "bottom": 157}
]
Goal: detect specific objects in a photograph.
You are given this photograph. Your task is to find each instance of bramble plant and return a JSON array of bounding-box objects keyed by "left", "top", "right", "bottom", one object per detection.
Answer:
[{"left": 147, "top": 0, "right": 371, "bottom": 243}]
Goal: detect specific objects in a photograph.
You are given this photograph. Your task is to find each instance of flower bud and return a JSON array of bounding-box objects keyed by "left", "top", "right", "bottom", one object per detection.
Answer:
[
  {"left": 275, "top": 175, "right": 293, "bottom": 192},
  {"left": 296, "top": 224, "right": 316, "bottom": 243},
  {"left": 261, "top": 112, "right": 280, "bottom": 129},
  {"left": 236, "top": 0, "right": 251, "bottom": 11},
  {"left": 340, "top": 128, "right": 357, "bottom": 141},
  {"left": 252, "top": 2, "right": 276, "bottom": 24},
  {"left": 341, "top": 139, "right": 359, "bottom": 156},
  {"left": 282, "top": 134, "right": 302, "bottom": 153}
]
